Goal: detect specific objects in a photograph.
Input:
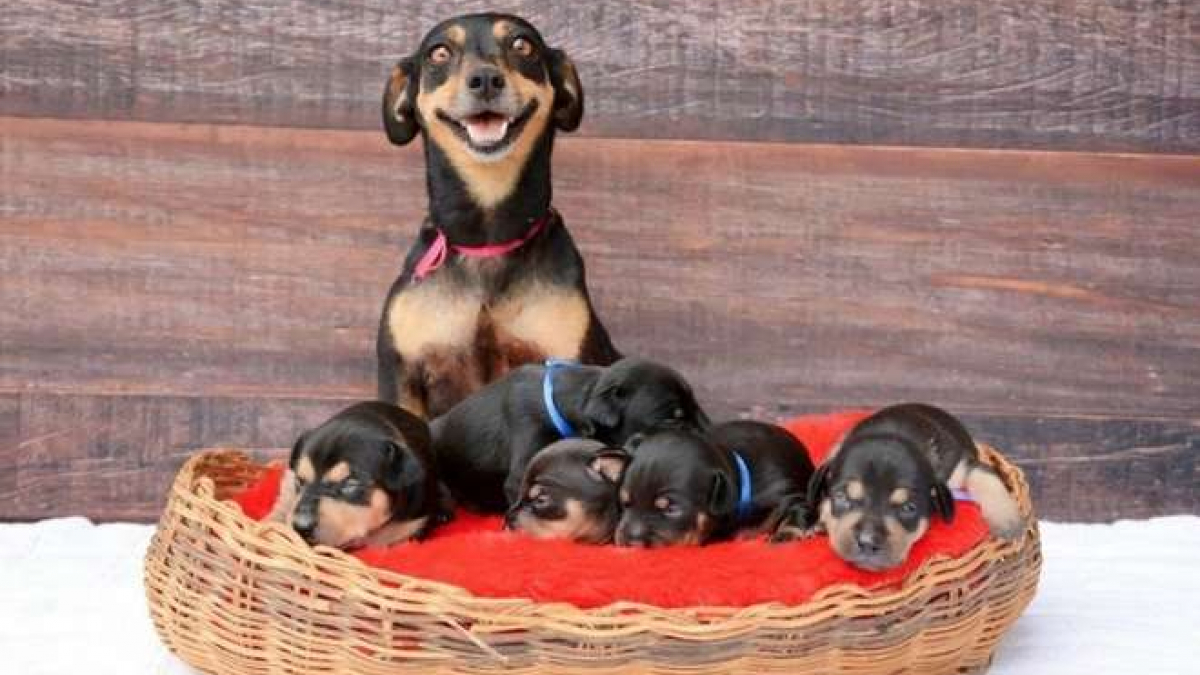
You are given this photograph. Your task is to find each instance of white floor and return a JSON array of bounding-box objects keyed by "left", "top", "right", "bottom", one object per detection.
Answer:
[{"left": 2, "top": 517, "right": 1197, "bottom": 675}]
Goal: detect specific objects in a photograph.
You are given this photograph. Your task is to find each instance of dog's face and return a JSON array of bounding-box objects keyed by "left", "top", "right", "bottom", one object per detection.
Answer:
[
  {"left": 808, "top": 436, "right": 955, "bottom": 571},
  {"left": 582, "top": 358, "right": 711, "bottom": 443},
  {"left": 505, "top": 439, "right": 628, "bottom": 544},
  {"left": 382, "top": 13, "right": 583, "bottom": 206},
  {"left": 614, "top": 431, "right": 732, "bottom": 548},
  {"left": 278, "top": 412, "right": 431, "bottom": 549}
]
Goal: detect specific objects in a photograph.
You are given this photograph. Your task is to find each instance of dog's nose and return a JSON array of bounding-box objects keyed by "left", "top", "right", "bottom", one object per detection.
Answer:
[
  {"left": 855, "top": 528, "right": 885, "bottom": 555},
  {"left": 619, "top": 522, "right": 650, "bottom": 547},
  {"left": 467, "top": 66, "right": 506, "bottom": 100},
  {"left": 292, "top": 513, "right": 316, "bottom": 540}
]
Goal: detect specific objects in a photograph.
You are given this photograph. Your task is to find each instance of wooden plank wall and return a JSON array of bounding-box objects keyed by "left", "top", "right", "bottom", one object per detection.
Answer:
[{"left": 2, "top": 0, "right": 1198, "bottom": 522}]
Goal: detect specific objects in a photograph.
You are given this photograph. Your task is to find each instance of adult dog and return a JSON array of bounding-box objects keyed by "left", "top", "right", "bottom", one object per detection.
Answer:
[{"left": 378, "top": 13, "right": 619, "bottom": 419}]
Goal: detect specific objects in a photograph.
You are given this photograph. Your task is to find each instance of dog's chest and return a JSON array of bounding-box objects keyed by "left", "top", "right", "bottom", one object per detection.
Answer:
[{"left": 387, "top": 276, "right": 590, "bottom": 368}]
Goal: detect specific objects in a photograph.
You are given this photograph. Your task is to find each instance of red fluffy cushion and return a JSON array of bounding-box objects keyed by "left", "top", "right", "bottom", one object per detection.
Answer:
[{"left": 233, "top": 411, "right": 989, "bottom": 608}]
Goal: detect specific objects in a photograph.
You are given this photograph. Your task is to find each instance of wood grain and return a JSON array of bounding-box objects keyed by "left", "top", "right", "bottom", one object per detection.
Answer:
[
  {"left": 1, "top": 115, "right": 1198, "bottom": 520},
  {"left": 2, "top": 0, "right": 1197, "bottom": 152}
]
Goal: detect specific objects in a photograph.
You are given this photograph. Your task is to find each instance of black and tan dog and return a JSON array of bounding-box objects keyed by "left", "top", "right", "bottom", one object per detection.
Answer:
[
  {"left": 615, "top": 421, "right": 814, "bottom": 548},
  {"left": 504, "top": 438, "right": 629, "bottom": 544},
  {"left": 774, "top": 403, "right": 1024, "bottom": 570},
  {"left": 378, "top": 13, "right": 619, "bottom": 420},
  {"left": 431, "top": 357, "right": 710, "bottom": 512},
  {"left": 268, "top": 401, "right": 448, "bottom": 549}
]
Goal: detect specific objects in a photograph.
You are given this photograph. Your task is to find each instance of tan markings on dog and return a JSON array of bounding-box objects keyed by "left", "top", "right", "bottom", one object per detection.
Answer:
[
  {"left": 491, "top": 20, "right": 512, "bottom": 40},
  {"left": 512, "top": 499, "right": 608, "bottom": 543},
  {"left": 948, "top": 458, "right": 969, "bottom": 489},
  {"left": 619, "top": 488, "right": 631, "bottom": 505},
  {"left": 965, "top": 463, "right": 1024, "bottom": 539},
  {"left": 312, "top": 487, "right": 392, "bottom": 549},
  {"left": 823, "top": 502, "right": 864, "bottom": 564},
  {"left": 296, "top": 456, "right": 316, "bottom": 484},
  {"left": 359, "top": 516, "right": 429, "bottom": 547},
  {"left": 420, "top": 345, "right": 488, "bottom": 419},
  {"left": 387, "top": 284, "right": 482, "bottom": 362},
  {"left": 385, "top": 65, "right": 409, "bottom": 118},
  {"left": 883, "top": 514, "right": 928, "bottom": 565},
  {"left": 890, "top": 487, "right": 911, "bottom": 505},
  {"left": 490, "top": 285, "right": 589, "bottom": 361},
  {"left": 417, "top": 65, "right": 554, "bottom": 207},
  {"left": 323, "top": 461, "right": 350, "bottom": 483},
  {"left": 654, "top": 496, "right": 671, "bottom": 511},
  {"left": 846, "top": 480, "right": 865, "bottom": 500},
  {"left": 447, "top": 24, "right": 466, "bottom": 46},
  {"left": 266, "top": 469, "right": 299, "bottom": 523}
]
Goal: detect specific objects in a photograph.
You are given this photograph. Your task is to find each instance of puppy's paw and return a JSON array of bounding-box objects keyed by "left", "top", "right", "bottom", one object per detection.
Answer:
[{"left": 966, "top": 465, "right": 1025, "bottom": 540}]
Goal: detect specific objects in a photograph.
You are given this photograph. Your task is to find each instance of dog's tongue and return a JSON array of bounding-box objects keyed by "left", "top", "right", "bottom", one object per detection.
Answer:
[{"left": 464, "top": 113, "right": 508, "bottom": 146}]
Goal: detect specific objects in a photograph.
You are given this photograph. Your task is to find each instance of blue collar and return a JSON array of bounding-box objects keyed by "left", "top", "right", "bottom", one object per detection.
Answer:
[
  {"left": 731, "top": 450, "right": 753, "bottom": 522},
  {"left": 542, "top": 359, "right": 579, "bottom": 438}
]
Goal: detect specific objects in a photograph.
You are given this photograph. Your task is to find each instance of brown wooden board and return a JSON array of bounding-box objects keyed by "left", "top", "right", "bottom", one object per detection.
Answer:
[
  {"left": 2, "top": 0, "right": 1198, "bottom": 152},
  {"left": 2, "top": 116, "right": 1199, "bottom": 520}
]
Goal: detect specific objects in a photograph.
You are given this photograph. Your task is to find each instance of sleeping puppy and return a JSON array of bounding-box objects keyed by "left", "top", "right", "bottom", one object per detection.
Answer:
[
  {"left": 267, "top": 401, "right": 448, "bottom": 549},
  {"left": 774, "top": 402, "right": 1025, "bottom": 571},
  {"left": 614, "top": 421, "right": 814, "bottom": 548},
  {"left": 504, "top": 439, "right": 629, "bottom": 543},
  {"left": 431, "top": 356, "right": 709, "bottom": 512}
]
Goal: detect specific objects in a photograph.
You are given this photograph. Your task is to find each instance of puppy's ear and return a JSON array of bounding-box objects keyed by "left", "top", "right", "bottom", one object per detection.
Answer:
[
  {"left": 587, "top": 448, "right": 630, "bottom": 484},
  {"left": 548, "top": 48, "right": 584, "bottom": 132},
  {"left": 583, "top": 382, "right": 625, "bottom": 430},
  {"left": 383, "top": 440, "right": 428, "bottom": 517},
  {"left": 382, "top": 57, "right": 419, "bottom": 146},
  {"left": 805, "top": 463, "right": 830, "bottom": 513},
  {"left": 931, "top": 483, "right": 956, "bottom": 523},
  {"left": 707, "top": 471, "right": 737, "bottom": 517}
]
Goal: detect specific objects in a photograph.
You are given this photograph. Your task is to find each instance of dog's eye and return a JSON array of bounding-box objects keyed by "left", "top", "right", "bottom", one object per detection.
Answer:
[
  {"left": 655, "top": 497, "right": 682, "bottom": 518},
  {"left": 511, "top": 36, "right": 534, "bottom": 57},
  {"left": 898, "top": 501, "right": 918, "bottom": 516},
  {"left": 530, "top": 492, "right": 553, "bottom": 511},
  {"left": 831, "top": 489, "right": 851, "bottom": 509},
  {"left": 340, "top": 480, "right": 363, "bottom": 498},
  {"left": 294, "top": 475, "right": 308, "bottom": 489},
  {"left": 428, "top": 44, "right": 451, "bottom": 65}
]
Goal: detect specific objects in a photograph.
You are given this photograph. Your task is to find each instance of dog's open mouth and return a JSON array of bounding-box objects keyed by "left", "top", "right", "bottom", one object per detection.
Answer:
[{"left": 437, "top": 101, "right": 537, "bottom": 156}]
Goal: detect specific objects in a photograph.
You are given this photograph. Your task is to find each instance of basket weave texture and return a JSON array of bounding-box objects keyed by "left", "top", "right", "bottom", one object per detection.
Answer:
[{"left": 145, "top": 445, "right": 1041, "bottom": 675}]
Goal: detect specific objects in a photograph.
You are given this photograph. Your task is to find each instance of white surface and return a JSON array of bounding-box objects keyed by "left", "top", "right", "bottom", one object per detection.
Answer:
[{"left": 1, "top": 516, "right": 1198, "bottom": 674}]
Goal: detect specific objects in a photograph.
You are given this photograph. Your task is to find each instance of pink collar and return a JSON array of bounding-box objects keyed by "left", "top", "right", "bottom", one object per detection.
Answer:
[{"left": 412, "top": 209, "right": 554, "bottom": 281}]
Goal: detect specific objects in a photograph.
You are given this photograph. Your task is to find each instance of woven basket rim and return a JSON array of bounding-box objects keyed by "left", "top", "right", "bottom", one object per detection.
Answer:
[{"left": 172, "top": 443, "right": 1038, "bottom": 624}]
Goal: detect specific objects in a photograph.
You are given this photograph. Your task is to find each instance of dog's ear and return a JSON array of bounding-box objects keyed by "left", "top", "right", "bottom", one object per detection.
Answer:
[
  {"left": 707, "top": 470, "right": 736, "bottom": 517},
  {"left": 805, "top": 463, "right": 831, "bottom": 514},
  {"left": 931, "top": 483, "right": 956, "bottom": 523},
  {"left": 288, "top": 431, "right": 309, "bottom": 469},
  {"left": 384, "top": 440, "right": 428, "bottom": 516},
  {"left": 583, "top": 381, "right": 625, "bottom": 430},
  {"left": 547, "top": 48, "right": 584, "bottom": 132},
  {"left": 587, "top": 447, "right": 630, "bottom": 484},
  {"left": 382, "top": 57, "right": 420, "bottom": 146}
]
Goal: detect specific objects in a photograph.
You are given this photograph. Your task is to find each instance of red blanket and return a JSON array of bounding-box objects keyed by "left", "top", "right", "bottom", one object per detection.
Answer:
[{"left": 234, "top": 410, "right": 989, "bottom": 608}]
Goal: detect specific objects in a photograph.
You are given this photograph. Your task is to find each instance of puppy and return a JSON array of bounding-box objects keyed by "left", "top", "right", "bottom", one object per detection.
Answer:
[
  {"left": 776, "top": 403, "right": 1025, "bottom": 571},
  {"left": 504, "top": 439, "right": 629, "bottom": 544},
  {"left": 267, "top": 401, "right": 447, "bottom": 549},
  {"left": 377, "top": 13, "right": 619, "bottom": 420},
  {"left": 615, "top": 421, "right": 814, "bottom": 548},
  {"left": 431, "top": 357, "right": 710, "bottom": 512}
]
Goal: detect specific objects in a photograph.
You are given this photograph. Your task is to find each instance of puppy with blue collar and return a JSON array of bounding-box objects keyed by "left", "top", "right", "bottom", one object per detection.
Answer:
[
  {"left": 431, "top": 357, "right": 710, "bottom": 512},
  {"left": 614, "top": 421, "right": 814, "bottom": 548}
]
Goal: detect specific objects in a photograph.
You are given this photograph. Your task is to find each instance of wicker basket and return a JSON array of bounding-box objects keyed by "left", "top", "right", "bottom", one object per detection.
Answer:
[{"left": 144, "top": 445, "right": 1040, "bottom": 675}]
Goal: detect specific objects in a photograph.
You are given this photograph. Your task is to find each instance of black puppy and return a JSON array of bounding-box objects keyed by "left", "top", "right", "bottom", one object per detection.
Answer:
[
  {"left": 504, "top": 438, "right": 629, "bottom": 544},
  {"left": 377, "top": 13, "right": 619, "bottom": 420},
  {"left": 775, "top": 403, "right": 1024, "bottom": 571},
  {"left": 615, "top": 421, "right": 814, "bottom": 548},
  {"left": 268, "top": 401, "right": 448, "bottom": 549},
  {"left": 431, "top": 357, "right": 710, "bottom": 511}
]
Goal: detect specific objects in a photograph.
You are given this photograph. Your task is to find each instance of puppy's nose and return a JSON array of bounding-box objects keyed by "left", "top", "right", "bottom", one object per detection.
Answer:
[
  {"left": 467, "top": 66, "right": 506, "bottom": 100},
  {"left": 619, "top": 522, "right": 650, "bottom": 547},
  {"left": 855, "top": 528, "right": 885, "bottom": 555},
  {"left": 292, "top": 513, "right": 316, "bottom": 541}
]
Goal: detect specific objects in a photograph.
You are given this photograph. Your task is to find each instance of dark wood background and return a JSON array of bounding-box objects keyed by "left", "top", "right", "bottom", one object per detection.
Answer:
[{"left": 2, "top": 0, "right": 1198, "bottom": 522}]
